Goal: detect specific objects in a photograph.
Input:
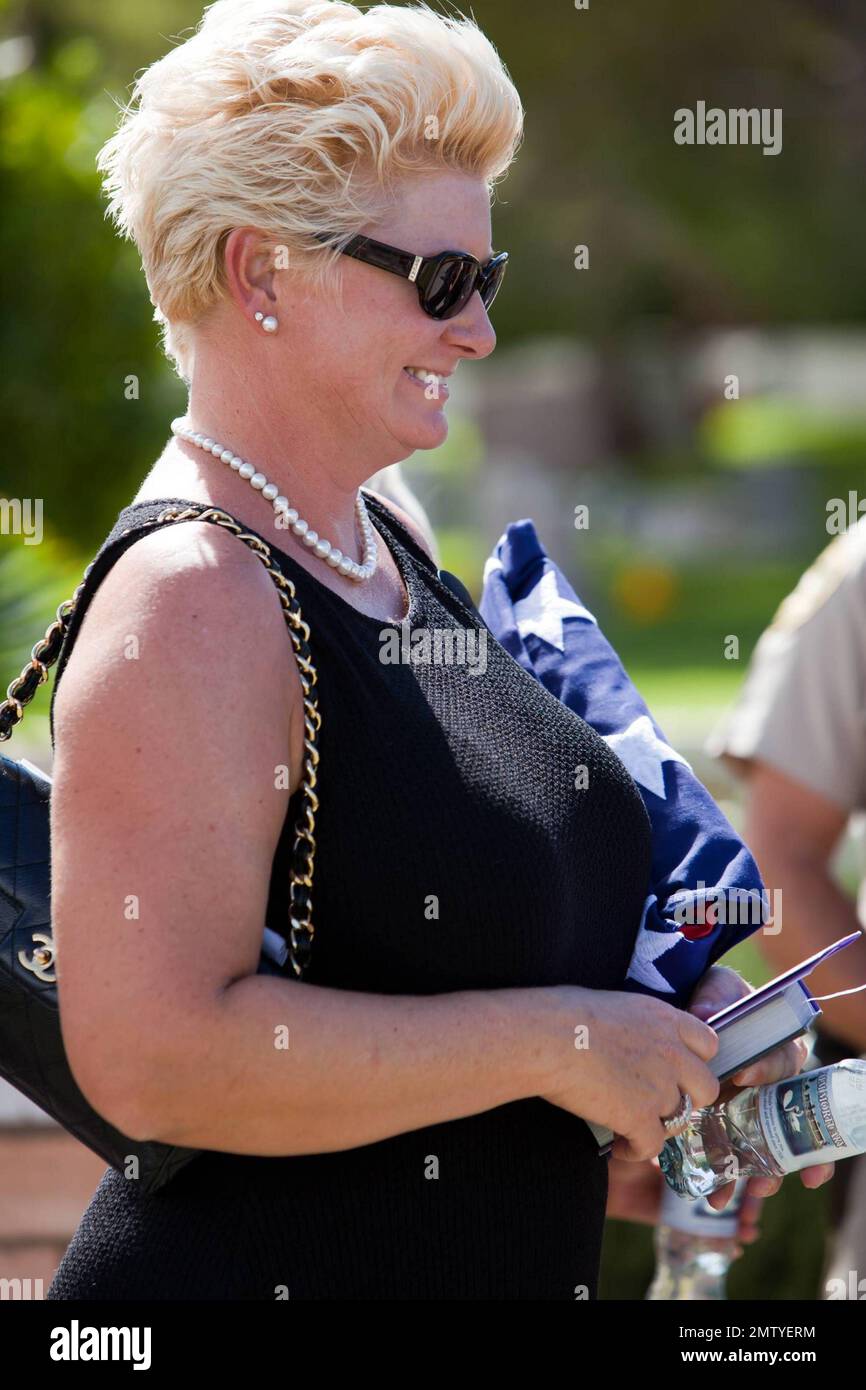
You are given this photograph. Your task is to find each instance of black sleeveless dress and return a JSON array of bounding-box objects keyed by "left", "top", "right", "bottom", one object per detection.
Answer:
[{"left": 46, "top": 492, "right": 652, "bottom": 1301}]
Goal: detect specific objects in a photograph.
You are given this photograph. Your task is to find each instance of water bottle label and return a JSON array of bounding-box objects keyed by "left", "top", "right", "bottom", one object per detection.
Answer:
[
  {"left": 757, "top": 1064, "right": 866, "bottom": 1173},
  {"left": 659, "top": 1174, "right": 747, "bottom": 1235}
]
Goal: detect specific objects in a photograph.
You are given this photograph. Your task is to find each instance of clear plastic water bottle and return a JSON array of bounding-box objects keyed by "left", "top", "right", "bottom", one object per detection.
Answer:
[
  {"left": 646, "top": 1176, "right": 748, "bottom": 1300},
  {"left": 659, "top": 1059, "right": 866, "bottom": 1199}
]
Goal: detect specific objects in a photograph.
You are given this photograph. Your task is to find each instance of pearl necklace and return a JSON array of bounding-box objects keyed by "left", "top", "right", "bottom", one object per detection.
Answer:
[{"left": 170, "top": 417, "right": 378, "bottom": 582}]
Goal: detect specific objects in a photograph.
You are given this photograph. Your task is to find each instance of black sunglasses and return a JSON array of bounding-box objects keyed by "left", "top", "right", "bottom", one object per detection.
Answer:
[{"left": 313, "top": 232, "right": 508, "bottom": 320}]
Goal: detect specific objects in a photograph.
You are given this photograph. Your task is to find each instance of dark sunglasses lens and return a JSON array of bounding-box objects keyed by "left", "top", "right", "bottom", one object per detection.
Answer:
[
  {"left": 423, "top": 255, "right": 507, "bottom": 318},
  {"left": 480, "top": 258, "right": 507, "bottom": 309},
  {"left": 423, "top": 256, "right": 477, "bottom": 319}
]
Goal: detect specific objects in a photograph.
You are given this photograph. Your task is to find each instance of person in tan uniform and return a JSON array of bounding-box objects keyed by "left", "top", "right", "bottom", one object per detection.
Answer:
[{"left": 708, "top": 513, "right": 866, "bottom": 1298}]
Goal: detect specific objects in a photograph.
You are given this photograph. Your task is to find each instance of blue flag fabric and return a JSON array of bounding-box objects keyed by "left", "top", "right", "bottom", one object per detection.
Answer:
[{"left": 478, "top": 519, "right": 769, "bottom": 1009}]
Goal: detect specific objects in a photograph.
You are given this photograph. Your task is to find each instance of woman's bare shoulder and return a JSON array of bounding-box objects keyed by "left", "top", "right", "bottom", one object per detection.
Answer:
[
  {"left": 92, "top": 516, "right": 288, "bottom": 623},
  {"left": 54, "top": 518, "right": 299, "bottom": 746}
]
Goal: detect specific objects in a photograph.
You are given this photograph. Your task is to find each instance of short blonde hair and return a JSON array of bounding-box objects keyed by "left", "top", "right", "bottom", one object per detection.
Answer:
[{"left": 97, "top": 0, "right": 524, "bottom": 381}]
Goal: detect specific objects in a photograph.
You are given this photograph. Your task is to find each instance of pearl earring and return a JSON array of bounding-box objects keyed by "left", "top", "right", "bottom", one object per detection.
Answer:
[{"left": 254, "top": 311, "right": 279, "bottom": 334}]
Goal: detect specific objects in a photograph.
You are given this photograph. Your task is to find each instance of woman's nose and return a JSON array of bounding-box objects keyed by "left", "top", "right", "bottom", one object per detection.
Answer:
[{"left": 444, "top": 292, "right": 497, "bottom": 359}]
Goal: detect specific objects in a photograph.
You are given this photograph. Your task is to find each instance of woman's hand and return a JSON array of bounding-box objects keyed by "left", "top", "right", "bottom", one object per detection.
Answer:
[
  {"left": 539, "top": 985, "right": 721, "bottom": 1160},
  {"left": 687, "top": 963, "right": 835, "bottom": 1210}
]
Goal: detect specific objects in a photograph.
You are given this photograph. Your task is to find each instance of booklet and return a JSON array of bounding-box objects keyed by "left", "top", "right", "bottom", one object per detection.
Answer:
[{"left": 588, "top": 930, "right": 863, "bottom": 1155}]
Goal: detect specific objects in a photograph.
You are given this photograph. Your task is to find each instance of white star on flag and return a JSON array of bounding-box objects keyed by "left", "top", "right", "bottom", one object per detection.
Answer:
[
  {"left": 511, "top": 566, "right": 597, "bottom": 651},
  {"left": 603, "top": 714, "right": 692, "bottom": 800},
  {"left": 626, "top": 894, "right": 683, "bottom": 993}
]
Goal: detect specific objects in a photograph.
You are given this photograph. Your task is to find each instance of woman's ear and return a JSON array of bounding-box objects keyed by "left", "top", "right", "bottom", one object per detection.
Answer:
[{"left": 223, "top": 227, "right": 278, "bottom": 315}]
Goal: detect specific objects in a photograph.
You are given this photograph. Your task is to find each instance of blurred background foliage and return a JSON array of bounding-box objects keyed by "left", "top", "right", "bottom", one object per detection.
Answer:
[{"left": 2, "top": 0, "right": 865, "bottom": 1299}]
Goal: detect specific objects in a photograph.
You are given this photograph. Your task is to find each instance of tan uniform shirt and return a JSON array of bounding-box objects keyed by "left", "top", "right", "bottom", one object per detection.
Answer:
[{"left": 707, "top": 515, "right": 866, "bottom": 814}]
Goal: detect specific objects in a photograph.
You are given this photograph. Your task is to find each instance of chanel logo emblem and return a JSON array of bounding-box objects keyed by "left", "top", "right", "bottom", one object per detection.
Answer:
[{"left": 18, "top": 932, "right": 56, "bottom": 983}]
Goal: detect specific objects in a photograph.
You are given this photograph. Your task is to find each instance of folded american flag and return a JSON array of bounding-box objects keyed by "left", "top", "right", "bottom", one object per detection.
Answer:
[{"left": 479, "top": 519, "right": 769, "bottom": 1010}]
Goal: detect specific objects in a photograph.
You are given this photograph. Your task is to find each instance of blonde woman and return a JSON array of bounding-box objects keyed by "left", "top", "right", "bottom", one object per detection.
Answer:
[{"left": 46, "top": 0, "right": 815, "bottom": 1301}]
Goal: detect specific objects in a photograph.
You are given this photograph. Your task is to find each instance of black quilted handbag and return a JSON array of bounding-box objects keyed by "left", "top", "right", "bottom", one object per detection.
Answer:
[{"left": 0, "top": 504, "right": 321, "bottom": 1194}]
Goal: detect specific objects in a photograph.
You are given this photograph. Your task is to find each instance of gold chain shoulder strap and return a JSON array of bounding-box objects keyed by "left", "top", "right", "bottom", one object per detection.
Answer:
[{"left": 0, "top": 505, "right": 321, "bottom": 978}]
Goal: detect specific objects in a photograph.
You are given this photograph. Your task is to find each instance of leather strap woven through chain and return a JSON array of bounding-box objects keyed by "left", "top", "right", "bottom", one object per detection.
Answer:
[{"left": 0, "top": 504, "right": 321, "bottom": 978}]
